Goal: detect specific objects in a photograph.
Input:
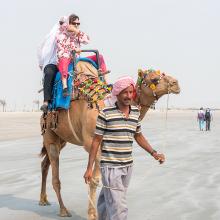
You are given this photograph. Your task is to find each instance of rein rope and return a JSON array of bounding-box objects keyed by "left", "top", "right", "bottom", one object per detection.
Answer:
[
  {"left": 136, "top": 70, "right": 165, "bottom": 107},
  {"left": 67, "top": 109, "right": 81, "bottom": 143},
  {"left": 87, "top": 178, "right": 123, "bottom": 209},
  {"left": 136, "top": 70, "right": 166, "bottom": 119},
  {"left": 162, "top": 82, "right": 170, "bottom": 153}
]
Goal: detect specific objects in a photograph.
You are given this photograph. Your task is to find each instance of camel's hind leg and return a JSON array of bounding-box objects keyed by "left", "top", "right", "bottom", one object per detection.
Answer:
[
  {"left": 43, "top": 130, "right": 71, "bottom": 217},
  {"left": 88, "top": 158, "right": 101, "bottom": 220},
  {"left": 39, "top": 141, "right": 67, "bottom": 206},
  {"left": 39, "top": 154, "right": 51, "bottom": 206},
  {"left": 48, "top": 143, "right": 72, "bottom": 217}
]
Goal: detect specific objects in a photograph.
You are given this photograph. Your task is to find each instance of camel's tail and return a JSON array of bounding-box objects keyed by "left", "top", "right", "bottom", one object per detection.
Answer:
[{"left": 40, "top": 144, "right": 47, "bottom": 157}]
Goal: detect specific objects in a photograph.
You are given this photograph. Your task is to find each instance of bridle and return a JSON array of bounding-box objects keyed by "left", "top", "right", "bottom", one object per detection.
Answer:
[{"left": 135, "top": 70, "right": 169, "bottom": 108}]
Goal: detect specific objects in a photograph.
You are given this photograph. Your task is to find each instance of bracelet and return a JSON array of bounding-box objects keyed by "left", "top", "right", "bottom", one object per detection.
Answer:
[{"left": 150, "top": 149, "right": 157, "bottom": 156}]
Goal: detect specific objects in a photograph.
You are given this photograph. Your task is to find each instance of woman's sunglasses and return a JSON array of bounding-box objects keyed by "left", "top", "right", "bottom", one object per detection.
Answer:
[{"left": 71, "top": 22, "right": 80, "bottom": 26}]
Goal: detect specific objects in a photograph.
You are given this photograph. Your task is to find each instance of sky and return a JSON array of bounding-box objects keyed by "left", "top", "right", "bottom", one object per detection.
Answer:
[{"left": 0, "top": 0, "right": 219, "bottom": 111}]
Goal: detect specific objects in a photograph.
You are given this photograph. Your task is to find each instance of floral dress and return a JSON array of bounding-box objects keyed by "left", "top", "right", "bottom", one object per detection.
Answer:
[
  {"left": 56, "top": 24, "right": 90, "bottom": 79},
  {"left": 56, "top": 24, "right": 90, "bottom": 60}
]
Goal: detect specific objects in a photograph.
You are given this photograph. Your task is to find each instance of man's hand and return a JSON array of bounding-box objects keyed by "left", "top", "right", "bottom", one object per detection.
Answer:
[
  {"left": 83, "top": 134, "right": 103, "bottom": 184},
  {"left": 152, "top": 152, "right": 165, "bottom": 164},
  {"left": 83, "top": 168, "right": 93, "bottom": 184},
  {"left": 134, "top": 133, "right": 165, "bottom": 164}
]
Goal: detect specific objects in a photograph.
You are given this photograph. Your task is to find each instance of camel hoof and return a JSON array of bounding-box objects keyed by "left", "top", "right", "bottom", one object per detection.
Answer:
[
  {"left": 88, "top": 211, "right": 97, "bottom": 220},
  {"left": 39, "top": 194, "right": 51, "bottom": 206},
  {"left": 39, "top": 200, "right": 51, "bottom": 206},
  {"left": 59, "top": 208, "right": 72, "bottom": 217},
  {"left": 88, "top": 214, "right": 97, "bottom": 220}
]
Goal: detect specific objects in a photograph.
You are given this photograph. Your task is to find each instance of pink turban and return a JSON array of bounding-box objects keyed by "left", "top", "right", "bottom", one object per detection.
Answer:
[
  {"left": 104, "top": 76, "right": 136, "bottom": 106},
  {"left": 112, "top": 76, "right": 135, "bottom": 96}
]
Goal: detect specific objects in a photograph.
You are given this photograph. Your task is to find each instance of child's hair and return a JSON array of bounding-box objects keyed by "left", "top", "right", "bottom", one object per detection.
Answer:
[
  {"left": 59, "top": 16, "right": 68, "bottom": 25},
  {"left": 69, "top": 14, "right": 79, "bottom": 24},
  {"left": 59, "top": 21, "right": 64, "bottom": 25}
]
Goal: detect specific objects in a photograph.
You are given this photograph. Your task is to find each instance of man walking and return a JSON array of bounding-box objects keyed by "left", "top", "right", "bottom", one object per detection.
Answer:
[
  {"left": 205, "top": 108, "right": 213, "bottom": 131},
  {"left": 84, "top": 76, "right": 165, "bottom": 220}
]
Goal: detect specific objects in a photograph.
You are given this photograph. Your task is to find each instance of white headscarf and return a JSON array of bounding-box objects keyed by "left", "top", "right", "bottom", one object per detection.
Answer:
[
  {"left": 37, "top": 16, "right": 68, "bottom": 70},
  {"left": 59, "top": 16, "right": 68, "bottom": 25}
]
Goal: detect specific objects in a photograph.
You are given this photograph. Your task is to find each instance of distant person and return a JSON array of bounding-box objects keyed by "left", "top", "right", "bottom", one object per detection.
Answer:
[
  {"left": 205, "top": 108, "right": 213, "bottom": 131},
  {"left": 197, "top": 107, "right": 205, "bottom": 131}
]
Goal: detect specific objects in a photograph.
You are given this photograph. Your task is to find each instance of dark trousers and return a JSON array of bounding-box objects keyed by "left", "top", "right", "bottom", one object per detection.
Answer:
[
  {"left": 206, "top": 120, "right": 211, "bottom": 131},
  {"left": 43, "top": 64, "right": 58, "bottom": 102}
]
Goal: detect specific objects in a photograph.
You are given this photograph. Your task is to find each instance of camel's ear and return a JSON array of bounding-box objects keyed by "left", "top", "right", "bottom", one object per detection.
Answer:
[{"left": 138, "top": 69, "right": 144, "bottom": 78}]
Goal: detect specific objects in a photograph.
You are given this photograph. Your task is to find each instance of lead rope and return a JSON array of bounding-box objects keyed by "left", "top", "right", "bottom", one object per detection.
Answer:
[
  {"left": 162, "top": 84, "right": 170, "bottom": 153},
  {"left": 67, "top": 109, "right": 81, "bottom": 143},
  {"left": 67, "top": 109, "right": 97, "bottom": 210},
  {"left": 67, "top": 108, "right": 121, "bottom": 209},
  {"left": 87, "top": 178, "right": 123, "bottom": 209}
]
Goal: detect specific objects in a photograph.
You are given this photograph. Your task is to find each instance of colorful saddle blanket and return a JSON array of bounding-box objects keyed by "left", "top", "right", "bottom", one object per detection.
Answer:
[
  {"left": 48, "top": 58, "right": 98, "bottom": 111},
  {"left": 73, "top": 76, "right": 112, "bottom": 109}
]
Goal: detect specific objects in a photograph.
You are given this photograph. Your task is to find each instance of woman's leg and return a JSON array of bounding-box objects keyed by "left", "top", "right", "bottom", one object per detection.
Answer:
[
  {"left": 202, "top": 120, "right": 205, "bottom": 131},
  {"left": 199, "top": 120, "right": 202, "bottom": 131}
]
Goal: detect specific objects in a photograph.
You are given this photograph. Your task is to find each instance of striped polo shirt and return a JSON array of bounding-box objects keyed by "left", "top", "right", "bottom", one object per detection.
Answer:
[{"left": 95, "top": 103, "right": 141, "bottom": 167}]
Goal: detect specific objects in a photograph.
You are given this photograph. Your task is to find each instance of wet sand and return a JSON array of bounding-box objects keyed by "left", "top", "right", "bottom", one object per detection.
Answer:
[{"left": 0, "top": 111, "right": 220, "bottom": 220}]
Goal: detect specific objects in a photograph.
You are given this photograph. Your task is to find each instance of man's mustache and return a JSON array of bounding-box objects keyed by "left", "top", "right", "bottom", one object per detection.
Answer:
[{"left": 124, "top": 98, "right": 131, "bottom": 101}]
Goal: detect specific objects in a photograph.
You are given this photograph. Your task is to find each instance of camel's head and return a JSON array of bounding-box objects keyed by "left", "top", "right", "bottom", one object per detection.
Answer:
[{"left": 137, "top": 69, "right": 180, "bottom": 99}]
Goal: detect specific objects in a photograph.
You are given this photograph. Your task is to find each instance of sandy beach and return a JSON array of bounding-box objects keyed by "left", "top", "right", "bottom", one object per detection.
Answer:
[{"left": 0, "top": 110, "right": 220, "bottom": 220}]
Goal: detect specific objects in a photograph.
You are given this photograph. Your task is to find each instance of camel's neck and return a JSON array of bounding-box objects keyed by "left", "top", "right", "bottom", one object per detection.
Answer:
[{"left": 133, "top": 84, "right": 156, "bottom": 121}]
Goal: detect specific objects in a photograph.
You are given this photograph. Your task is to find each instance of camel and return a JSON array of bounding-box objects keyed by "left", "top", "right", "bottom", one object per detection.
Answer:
[{"left": 39, "top": 66, "right": 180, "bottom": 220}]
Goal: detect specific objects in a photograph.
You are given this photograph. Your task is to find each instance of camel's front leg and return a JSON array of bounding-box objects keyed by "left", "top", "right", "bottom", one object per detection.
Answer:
[
  {"left": 39, "top": 154, "right": 51, "bottom": 206},
  {"left": 48, "top": 143, "right": 72, "bottom": 217},
  {"left": 88, "top": 159, "right": 101, "bottom": 220}
]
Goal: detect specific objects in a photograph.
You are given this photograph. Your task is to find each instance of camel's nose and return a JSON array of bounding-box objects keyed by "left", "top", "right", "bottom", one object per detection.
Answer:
[{"left": 170, "top": 79, "right": 180, "bottom": 93}]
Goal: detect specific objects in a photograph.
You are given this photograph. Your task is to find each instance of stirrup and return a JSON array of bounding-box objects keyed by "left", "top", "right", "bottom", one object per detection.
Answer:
[{"left": 63, "top": 88, "right": 69, "bottom": 97}]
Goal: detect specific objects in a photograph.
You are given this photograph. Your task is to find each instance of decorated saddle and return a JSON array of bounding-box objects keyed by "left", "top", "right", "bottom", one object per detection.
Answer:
[
  {"left": 73, "top": 74, "right": 112, "bottom": 109},
  {"left": 48, "top": 57, "right": 111, "bottom": 111}
]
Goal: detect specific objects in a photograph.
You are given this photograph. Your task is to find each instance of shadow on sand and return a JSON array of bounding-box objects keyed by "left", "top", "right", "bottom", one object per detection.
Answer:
[{"left": 0, "top": 194, "right": 87, "bottom": 220}]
